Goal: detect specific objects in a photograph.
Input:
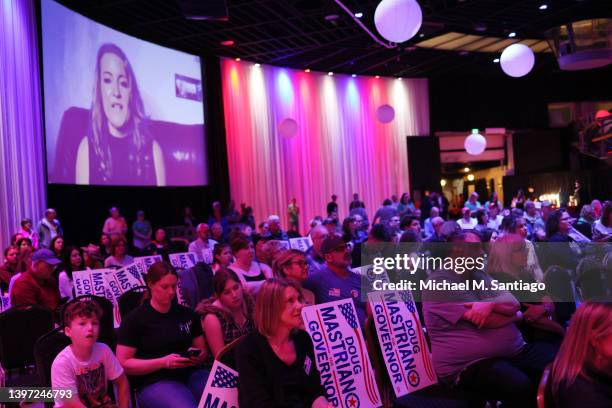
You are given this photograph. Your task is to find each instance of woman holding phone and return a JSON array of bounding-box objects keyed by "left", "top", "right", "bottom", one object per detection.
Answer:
[{"left": 116, "top": 261, "right": 208, "bottom": 408}]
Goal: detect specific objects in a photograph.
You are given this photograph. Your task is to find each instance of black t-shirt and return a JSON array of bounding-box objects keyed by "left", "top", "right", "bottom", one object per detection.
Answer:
[
  {"left": 236, "top": 330, "right": 326, "bottom": 408},
  {"left": 118, "top": 301, "right": 203, "bottom": 388}
]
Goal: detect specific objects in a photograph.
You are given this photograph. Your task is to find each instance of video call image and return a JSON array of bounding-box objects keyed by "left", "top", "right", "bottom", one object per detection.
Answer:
[{"left": 42, "top": 0, "right": 208, "bottom": 187}]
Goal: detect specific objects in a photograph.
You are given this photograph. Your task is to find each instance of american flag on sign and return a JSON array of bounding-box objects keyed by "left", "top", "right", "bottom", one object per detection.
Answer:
[
  {"left": 338, "top": 300, "right": 380, "bottom": 405},
  {"left": 211, "top": 365, "right": 238, "bottom": 388}
]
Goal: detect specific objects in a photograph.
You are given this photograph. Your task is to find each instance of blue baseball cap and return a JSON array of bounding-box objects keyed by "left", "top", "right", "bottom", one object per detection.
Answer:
[{"left": 31, "top": 248, "right": 62, "bottom": 265}]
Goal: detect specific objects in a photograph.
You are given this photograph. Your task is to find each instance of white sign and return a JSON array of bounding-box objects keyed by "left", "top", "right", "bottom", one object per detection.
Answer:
[
  {"left": 289, "top": 237, "right": 313, "bottom": 252},
  {"left": 198, "top": 360, "right": 238, "bottom": 408},
  {"left": 169, "top": 252, "right": 199, "bottom": 270},
  {"left": 133, "top": 255, "right": 162, "bottom": 275},
  {"left": 302, "top": 299, "right": 381, "bottom": 408},
  {"left": 368, "top": 291, "right": 436, "bottom": 397}
]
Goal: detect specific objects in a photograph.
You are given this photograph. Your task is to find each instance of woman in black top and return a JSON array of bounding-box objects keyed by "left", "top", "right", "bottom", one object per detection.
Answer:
[
  {"left": 236, "top": 278, "right": 329, "bottom": 408},
  {"left": 116, "top": 262, "right": 208, "bottom": 408},
  {"left": 549, "top": 301, "right": 612, "bottom": 407}
]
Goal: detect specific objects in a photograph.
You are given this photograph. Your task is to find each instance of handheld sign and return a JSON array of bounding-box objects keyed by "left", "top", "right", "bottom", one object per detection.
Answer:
[
  {"left": 289, "top": 237, "right": 312, "bottom": 252},
  {"left": 368, "top": 291, "right": 436, "bottom": 397},
  {"left": 198, "top": 360, "right": 238, "bottom": 408},
  {"left": 72, "top": 270, "right": 93, "bottom": 298},
  {"left": 169, "top": 252, "right": 199, "bottom": 270},
  {"left": 134, "top": 255, "right": 162, "bottom": 275},
  {"left": 302, "top": 299, "right": 381, "bottom": 408}
]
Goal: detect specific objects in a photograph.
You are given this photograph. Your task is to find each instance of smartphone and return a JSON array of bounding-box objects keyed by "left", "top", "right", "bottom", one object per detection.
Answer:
[{"left": 180, "top": 348, "right": 202, "bottom": 358}]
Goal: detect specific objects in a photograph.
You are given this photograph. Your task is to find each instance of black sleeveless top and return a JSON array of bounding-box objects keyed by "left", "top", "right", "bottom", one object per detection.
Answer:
[{"left": 88, "top": 128, "right": 156, "bottom": 185}]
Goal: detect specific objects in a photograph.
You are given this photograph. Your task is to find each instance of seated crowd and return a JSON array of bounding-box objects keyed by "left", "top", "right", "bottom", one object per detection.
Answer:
[{"left": 0, "top": 192, "right": 611, "bottom": 408}]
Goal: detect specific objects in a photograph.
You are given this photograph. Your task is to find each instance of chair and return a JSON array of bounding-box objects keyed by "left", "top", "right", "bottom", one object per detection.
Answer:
[
  {"left": 60, "top": 295, "right": 116, "bottom": 349},
  {"left": 216, "top": 335, "right": 246, "bottom": 370},
  {"left": 0, "top": 305, "right": 54, "bottom": 373},
  {"left": 537, "top": 364, "right": 551, "bottom": 408},
  {"left": 34, "top": 327, "right": 71, "bottom": 387},
  {"left": 118, "top": 286, "right": 149, "bottom": 319}
]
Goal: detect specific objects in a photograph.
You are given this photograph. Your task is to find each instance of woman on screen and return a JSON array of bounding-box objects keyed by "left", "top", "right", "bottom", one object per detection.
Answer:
[{"left": 76, "top": 43, "right": 165, "bottom": 186}]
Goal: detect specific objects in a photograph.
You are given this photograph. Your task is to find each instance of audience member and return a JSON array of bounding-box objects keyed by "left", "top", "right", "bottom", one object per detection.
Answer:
[
  {"left": 52, "top": 301, "right": 129, "bottom": 408},
  {"left": 593, "top": 201, "right": 612, "bottom": 242},
  {"left": 146, "top": 228, "right": 169, "bottom": 256},
  {"left": 484, "top": 191, "right": 502, "bottom": 211},
  {"left": 272, "top": 249, "right": 315, "bottom": 305},
  {"left": 236, "top": 279, "right": 329, "bottom": 408},
  {"left": 51, "top": 235, "right": 66, "bottom": 260},
  {"left": 348, "top": 192, "right": 365, "bottom": 211},
  {"left": 211, "top": 243, "right": 232, "bottom": 274},
  {"left": 457, "top": 207, "right": 477, "bottom": 230},
  {"left": 591, "top": 199, "right": 602, "bottom": 219},
  {"left": 196, "top": 268, "right": 254, "bottom": 360},
  {"left": 210, "top": 222, "right": 226, "bottom": 244},
  {"left": 132, "top": 210, "right": 153, "bottom": 253},
  {"left": 58, "top": 246, "right": 87, "bottom": 299},
  {"left": 422, "top": 231, "right": 557, "bottom": 408},
  {"left": 425, "top": 217, "right": 445, "bottom": 242},
  {"left": 326, "top": 194, "right": 338, "bottom": 217},
  {"left": 574, "top": 204, "right": 596, "bottom": 241},
  {"left": 188, "top": 223, "right": 217, "bottom": 260},
  {"left": 474, "top": 209, "right": 489, "bottom": 233},
  {"left": 10, "top": 248, "right": 61, "bottom": 312},
  {"left": 229, "top": 236, "right": 272, "bottom": 294},
  {"left": 304, "top": 236, "right": 366, "bottom": 325},
  {"left": 104, "top": 237, "right": 134, "bottom": 268},
  {"left": 423, "top": 207, "right": 440, "bottom": 239},
  {"left": 99, "top": 233, "right": 112, "bottom": 260},
  {"left": 208, "top": 201, "right": 229, "bottom": 240},
  {"left": 396, "top": 192, "right": 415, "bottom": 216},
  {"left": 258, "top": 240, "right": 287, "bottom": 267},
  {"left": 372, "top": 198, "right": 398, "bottom": 226},
  {"left": 287, "top": 198, "right": 300, "bottom": 235},
  {"left": 37, "top": 208, "right": 63, "bottom": 249},
  {"left": 305, "top": 225, "right": 328, "bottom": 274},
  {"left": 102, "top": 207, "right": 128, "bottom": 240},
  {"left": 17, "top": 218, "right": 38, "bottom": 249},
  {"left": 261, "top": 215, "right": 289, "bottom": 241},
  {"left": 225, "top": 200, "right": 241, "bottom": 226},
  {"left": 0, "top": 245, "right": 19, "bottom": 292},
  {"left": 239, "top": 206, "right": 256, "bottom": 230},
  {"left": 182, "top": 206, "right": 196, "bottom": 229},
  {"left": 463, "top": 192, "right": 481, "bottom": 212},
  {"left": 549, "top": 301, "right": 612, "bottom": 407},
  {"left": 116, "top": 262, "right": 208, "bottom": 408}
]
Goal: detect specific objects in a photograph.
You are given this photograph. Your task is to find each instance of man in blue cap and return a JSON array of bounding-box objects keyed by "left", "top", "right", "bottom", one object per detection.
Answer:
[
  {"left": 10, "top": 248, "right": 61, "bottom": 312},
  {"left": 304, "top": 235, "right": 366, "bottom": 325}
]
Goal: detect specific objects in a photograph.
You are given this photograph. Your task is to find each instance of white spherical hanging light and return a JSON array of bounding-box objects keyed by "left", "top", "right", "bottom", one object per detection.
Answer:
[
  {"left": 500, "top": 43, "right": 535, "bottom": 77},
  {"left": 278, "top": 118, "right": 298, "bottom": 138},
  {"left": 376, "top": 104, "right": 395, "bottom": 123},
  {"left": 464, "top": 129, "right": 487, "bottom": 155},
  {"left": 374, "top": 0, "right": 423, "bottom": 43}
]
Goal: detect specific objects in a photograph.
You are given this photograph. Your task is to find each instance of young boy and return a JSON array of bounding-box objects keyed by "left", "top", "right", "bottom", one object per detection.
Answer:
[{"left": 51, "top": 301, "right": 129, "bottom": 408}]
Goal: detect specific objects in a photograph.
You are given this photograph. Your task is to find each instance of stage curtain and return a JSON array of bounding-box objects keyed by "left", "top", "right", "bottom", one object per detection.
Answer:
[
  {"left": 221, "top": 59, "right": 429, "bottom": 233},
  {"left": 0, "top": 0, "right": 47, "bottom": 254}
]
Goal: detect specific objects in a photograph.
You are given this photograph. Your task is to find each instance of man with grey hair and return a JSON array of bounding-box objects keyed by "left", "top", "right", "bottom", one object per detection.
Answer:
[
  {"left": 423, "top": 206, "right": 440, "bottom": 239},
  {"left": 425, "top": 216, "right": 446, "bottom": 242},
  {"left": 189, "top": 223, "right": 217, "bottom": 262},
  {"left": 305, "top": 225, "right": 329, "bottom": 274},
  {"left": 261, "top": 215, "right": 288, "bottom": 241},
  {"left": 37, "top": 208, "right": 63, "bottom": 249}
]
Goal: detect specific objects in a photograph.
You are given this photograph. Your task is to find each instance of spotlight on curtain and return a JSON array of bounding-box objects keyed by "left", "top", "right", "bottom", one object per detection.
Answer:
[
  {"left": 278, "top": 118, "right": 298, "bottom": 138},
  {"left": 376, "top": 104, "right": 395, "bottom": 123}
]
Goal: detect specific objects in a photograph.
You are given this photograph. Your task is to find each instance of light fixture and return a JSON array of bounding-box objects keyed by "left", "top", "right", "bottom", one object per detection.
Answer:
[
  {"left": 440, "top": 179, "right": 447, "bottom": 187},
  {"left": 508, "top": 32, "right": 516, "bottom": 38},
  {"left": 355, "top": 12, "right": 363, "bottom": 18},
  {"left": 305, "top": 68, "right": 311, "bottom": 73},
  {"left": 374, "top": 0, "right": 423, "bottom": 43},
  {"left": 235, "top": 57, "right": 241, "bottom": 61},
  {"left": 464, "top": 167, "right": 470, "bottom": 173},
  {"left": 254, "top": 63, "right": 260, "bottom": 67},
  {"left": 467, "top": 174, "right": 475, "bottom": 181},
  {"left": 397, "top": 77, "right": 402, "bottom": 81},
  {"left": 375, "top": 75, "right": 380, "bottom": 79},
  {"left": 220, "top": 40, "right": 234, "bottom": 46},
  {"left": 500, "top": 43, "right": 534, "bottom": 77},
  {"left": 419, "top": 33, "right": 425, "bottom": 38},
  {"left": 351, "top": 74, "right": 357, "bottom": 77},
  {"left": 539, "top": 4, "right": 548, "bottom": 10},
  {"left": 464, "top": 128, "right": 487, "bottom": 155},
  {"left": 493, "top": 58, "right": 500, "bottom": 63},
  {"left": 328, "top": 71, "right": 334, "bottom": 76}
]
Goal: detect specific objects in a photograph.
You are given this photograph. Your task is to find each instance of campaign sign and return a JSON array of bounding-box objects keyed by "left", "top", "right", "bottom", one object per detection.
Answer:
[
  {"left": 72, "top": 270, "right": 93, "bottom": 297},
  {"left": 201, "top": 248, "right": 214, "bottom": 265},
  {"left": 276, "top": 240, "right": 291, "bottom": 250},
  {"left": 302, "top": 299, "right": 381, "bottom": 408},
  {"left": 368, "top": 291, "right": 436, "bottom": 397},
  {"left": 169, "top": 252, "right": 199, "bottom": 270},
  {"left": 289, "top": 237, "right": 312, "bottom": 252},
  {"left": 116, "top": 264, "right": 146, "bottom": 290},
  {"left": 198, "top": 360, "right": 238, "bottom": 408},
  {"left": 90, "top": 270, "right": 108, "bottom": 299},
  {"left": 0, "top": 293, "right": 10, "bottom": 312},
  {"left": 134, "top": 255, "right": 162, "bottom": 275}
]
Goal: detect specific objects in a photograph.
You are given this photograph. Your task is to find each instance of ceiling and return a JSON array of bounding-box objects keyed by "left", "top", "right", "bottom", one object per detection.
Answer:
[{"left": 51, "top": 0, "right": 611, "bottom": 77}]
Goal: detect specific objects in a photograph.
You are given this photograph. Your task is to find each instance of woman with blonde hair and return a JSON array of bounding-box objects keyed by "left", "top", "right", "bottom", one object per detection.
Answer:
[
  {"left": 272, "top": 249, "right": 315, "bottom": 305},
  {"left": 549, "top": 301, "right": 612, "bottom": 407},
  {"left": 235, "top": 279, "right": 329, "bottom": 408}
]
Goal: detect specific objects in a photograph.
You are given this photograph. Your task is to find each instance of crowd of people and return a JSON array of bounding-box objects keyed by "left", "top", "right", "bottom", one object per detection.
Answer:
[{"left": 1, "top": 191, "right": 611, "bottom": 408}]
